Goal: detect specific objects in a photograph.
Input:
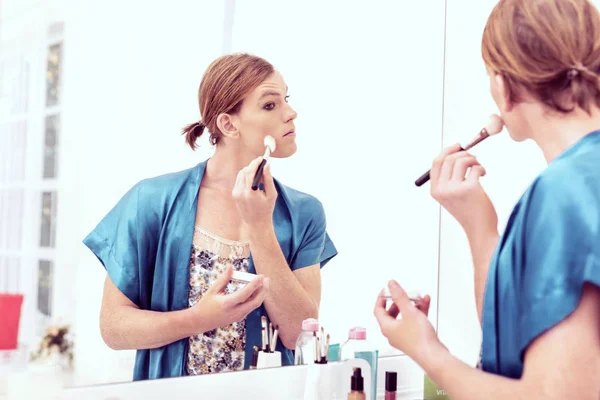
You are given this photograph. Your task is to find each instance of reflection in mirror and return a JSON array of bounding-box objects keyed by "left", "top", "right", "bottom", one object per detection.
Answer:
[{"left": 0, "top": 0, "right": 446, "bottom": 390}]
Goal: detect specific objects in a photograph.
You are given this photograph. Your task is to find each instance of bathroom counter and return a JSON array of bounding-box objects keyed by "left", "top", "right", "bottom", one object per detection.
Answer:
[{"left": 1, "top": 355, "right": 424, "bottom": 399}]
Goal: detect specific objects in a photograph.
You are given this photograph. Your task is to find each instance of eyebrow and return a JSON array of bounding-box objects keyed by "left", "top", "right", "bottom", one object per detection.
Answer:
[{"left": 258, "top": 91, "right": 283, "bottom": 101}]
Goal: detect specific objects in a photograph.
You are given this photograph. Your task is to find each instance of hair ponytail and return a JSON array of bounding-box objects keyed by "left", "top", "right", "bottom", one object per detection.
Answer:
[{"left": 182, "top": 121, "right": 205, "bottom": 150}]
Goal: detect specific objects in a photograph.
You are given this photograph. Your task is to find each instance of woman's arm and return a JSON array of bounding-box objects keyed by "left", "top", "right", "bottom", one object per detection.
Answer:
[
  {"left": 232, "top": 159, "right": 323, "bottom": 349},
  {"left": 464, "top": 227, "right": 499, "bottom": 323},
  {"left": 100, "top": 276, "right": 199, "bottom": 350},
  {"left": 248, "top": 227, "right": 321, "bottom": 349},
  {"left": 100, "top": 266, "right": 268, "bottom": 350},
  {"left": 423, "top": 283, "right": 600, "bottom": 400},
  {"left": 429, "top": 144, "right": 500, "bottom": 324}
]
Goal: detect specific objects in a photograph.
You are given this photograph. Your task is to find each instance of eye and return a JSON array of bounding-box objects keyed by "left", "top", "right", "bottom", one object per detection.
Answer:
[
  {"left": 285, "top": 95, "right": 290, "bottom": 103},
  {"left": 263, "top": 102, "right": 275, "bottom": 111}
]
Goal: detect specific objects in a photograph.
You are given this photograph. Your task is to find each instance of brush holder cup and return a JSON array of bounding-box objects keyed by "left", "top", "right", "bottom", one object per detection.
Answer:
[{"left": 256, "top": 351, "right": 282, "bottom": 369}]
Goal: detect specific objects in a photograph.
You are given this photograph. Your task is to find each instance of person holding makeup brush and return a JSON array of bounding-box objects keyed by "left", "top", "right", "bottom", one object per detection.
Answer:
[
  {"left": 83, "top": 53, "right": 337, "bottom": 381},
  {"left": 376, "top": 1, "right": 600, "bottom": 399}
]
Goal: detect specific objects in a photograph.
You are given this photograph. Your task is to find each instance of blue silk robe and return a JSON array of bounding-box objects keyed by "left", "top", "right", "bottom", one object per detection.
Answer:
[
  {"left": 481, "top": 129, "right": 600, "bottom": 377},
  {"left": 83, "top": 160, "right": 338, "bottom": 380}
]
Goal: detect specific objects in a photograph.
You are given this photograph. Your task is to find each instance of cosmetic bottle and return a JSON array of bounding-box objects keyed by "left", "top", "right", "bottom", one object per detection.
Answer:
[
  {"left": 294, "top": 318, "right": 319, "bottom": 365},
  {"left": 340, "top": 327, "right": 378, "bottom": 400},
  {"left": 347, "top": 367, "right": 366, "bottom": 400},
  {"left": 385, "top": 371, "right": 397, "bottom": 400}
]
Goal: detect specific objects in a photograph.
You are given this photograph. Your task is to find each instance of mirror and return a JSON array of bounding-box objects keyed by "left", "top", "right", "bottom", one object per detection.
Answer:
[{"left": 0, "top": 0, "right": 446, "bottom": 387}]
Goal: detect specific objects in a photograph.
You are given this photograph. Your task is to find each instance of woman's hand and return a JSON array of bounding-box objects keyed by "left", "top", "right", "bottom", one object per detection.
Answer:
[
  {"left": 374, "top": 280, "right": 444, "bottom": 367},
  {"left": 190, "top": 265, "right": 269, "bottom": 333},
  {"left": 232, "top": 157, "right": 277, "bottom": 230},
  {"left": 430, "top": 144, "right": 498, "bottom": 236}
]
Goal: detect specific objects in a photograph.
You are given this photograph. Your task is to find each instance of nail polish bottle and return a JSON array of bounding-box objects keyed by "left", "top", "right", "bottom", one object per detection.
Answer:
[{"left": 385, "top": 371, "right": 397, "bottom": 400}]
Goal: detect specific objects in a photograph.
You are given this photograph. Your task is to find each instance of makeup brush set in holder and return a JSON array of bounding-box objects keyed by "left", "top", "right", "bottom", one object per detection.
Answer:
[{"left": 250, "top": 315, "right": 282, "bottom": 369}]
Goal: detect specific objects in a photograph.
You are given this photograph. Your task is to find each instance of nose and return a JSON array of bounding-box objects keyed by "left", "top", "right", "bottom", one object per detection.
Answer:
[{"left": 285, "top": 103, "right": 297, "bottom": 122}]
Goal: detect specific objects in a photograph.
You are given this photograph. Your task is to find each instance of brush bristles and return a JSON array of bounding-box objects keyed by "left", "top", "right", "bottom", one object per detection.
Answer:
[
  {"left": 264, "top": 135, "right": 276, "bottom": 152},
  {"left": 485, "top": 114, "right": 504, "bottom": 136}
]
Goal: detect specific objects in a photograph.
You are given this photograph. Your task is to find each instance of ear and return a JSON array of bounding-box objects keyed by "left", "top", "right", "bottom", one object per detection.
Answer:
[
  {"left": 216, "top": 113, "right": 240, "bottom": 139},
  {"left": 494, "top": 73, "right": 514, "bottom": 113}
]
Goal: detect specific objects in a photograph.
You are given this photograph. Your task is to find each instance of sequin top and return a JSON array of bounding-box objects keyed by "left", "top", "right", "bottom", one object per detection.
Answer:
[{"left": 186, "top": 226, "right": 251, "bottom": 375}]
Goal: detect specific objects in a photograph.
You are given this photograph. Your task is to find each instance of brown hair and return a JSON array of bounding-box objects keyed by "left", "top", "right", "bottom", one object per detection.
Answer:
[
  {"left": 182, "top": 53, "right": 274, "bottom": 149},
  {"left": 482, "top": 0, "right": 600, "bottom": 113}
]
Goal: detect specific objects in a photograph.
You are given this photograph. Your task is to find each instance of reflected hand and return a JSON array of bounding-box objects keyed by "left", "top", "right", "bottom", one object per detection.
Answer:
[
  {"left": 430, "top": 144, "right": 498, "bottom": 235},
  {"left": 374, "top": 280, "right": 442, "bottom": 366},
  {"left": 191, "top": 265, "right": 269, "bottom": 333},
  {"left": 232, "top": 157, "right": 277, "bottom": 229}
]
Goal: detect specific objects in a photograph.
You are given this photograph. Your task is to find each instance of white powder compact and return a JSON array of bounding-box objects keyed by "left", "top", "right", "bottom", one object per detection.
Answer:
[
  {"left": 231, "top": 270, "right": 257, "bottom": 284},
  {"left": 380, "top": 287, "right": 422, "bottom": 304}
]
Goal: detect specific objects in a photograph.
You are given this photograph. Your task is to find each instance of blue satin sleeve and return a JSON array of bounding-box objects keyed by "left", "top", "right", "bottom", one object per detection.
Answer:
[
  {"left": 290, "top": 197, "right": 338, "bottom": 270},
  {"left": 82, "top": 183, "right": 142, "bottom": 307},
  {"left": 519, "top": 178, "right": 600, "bottom": 357}
]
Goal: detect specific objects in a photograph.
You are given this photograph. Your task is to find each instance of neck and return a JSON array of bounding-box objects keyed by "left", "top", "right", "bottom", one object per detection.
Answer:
[
  {"left": 203, "top": 143, "right": 260, "bottom": 191},
  {"left": 529, "top": 107, "right": 600, "bottom": 163}
]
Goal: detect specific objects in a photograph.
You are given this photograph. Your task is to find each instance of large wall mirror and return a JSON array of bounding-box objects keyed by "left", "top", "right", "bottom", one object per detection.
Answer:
[{"left": 1, "top": 0, "right": 446, "bottom": 387}]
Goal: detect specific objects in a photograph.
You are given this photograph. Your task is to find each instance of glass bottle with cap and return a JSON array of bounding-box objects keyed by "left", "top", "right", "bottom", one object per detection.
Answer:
[
  {"left": 340, "top": 327, "right": 379, "bottom": 400},
  {"left": 385, "top": 371, "right": 397, "bottom": 400},
  {"left": 347, "top": 367, "right": 366, "bottom": 400},
  {"left": 294, "top": 318, "right": 319, "bottom": 365}
]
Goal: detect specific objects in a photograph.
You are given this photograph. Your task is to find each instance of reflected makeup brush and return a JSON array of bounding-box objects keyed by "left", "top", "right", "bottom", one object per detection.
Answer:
[
  {"left": 261, "top": 316, "right": 267, "bottom": 352},
  {"left": 313, "top": 331, "right": 318, "bottom": 363},
  {"left": 270, "top": 325, "right": 279, "bottom": 352},
  {"left": 250, "top": 346, "right": 259, "bottom": 369},
  {"left": 414, "top": 114, "right": 504, "bottom": 187},
  {"left": 251, "top": 135, "right": 277, "bottom": 191},
  {"left": 324, "top": 334, "right": 330, "bottom": 363}
]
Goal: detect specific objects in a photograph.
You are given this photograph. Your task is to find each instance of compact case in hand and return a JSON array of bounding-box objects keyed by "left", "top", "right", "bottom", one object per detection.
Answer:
[{"left": 231, "top": 270, "right": 257, "bottom": 284}]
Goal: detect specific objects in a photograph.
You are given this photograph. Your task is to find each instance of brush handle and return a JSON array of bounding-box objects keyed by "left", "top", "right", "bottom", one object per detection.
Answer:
[
  {"left": 414, "top": 170, "right": 431, "bottom": 187},
  {"left": 414, "top": 146, "right": 465, "bottom": 187},
  {"left": 251, "top": 159, "right": 268, "bottom": 191}
]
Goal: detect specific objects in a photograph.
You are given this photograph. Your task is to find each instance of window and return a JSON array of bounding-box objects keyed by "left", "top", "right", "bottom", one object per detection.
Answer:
[
  {"left": 0, "top": 52, "right": 30, "bottom": 296},
  {"left": 0, "top": 19, "right": 64, "bottom": 343}
]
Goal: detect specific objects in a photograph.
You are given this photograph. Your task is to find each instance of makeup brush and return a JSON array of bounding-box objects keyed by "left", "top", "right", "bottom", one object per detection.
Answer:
[
  {"left": 324, "top": 334, "right": 330, "bottom": 363},
  {"left": 320, "top": 327, "right": 325, "bottom": 361},
  {"left": 316, "top": 335, "right": 321, "bottom": 362},
  {"left": 414, "top": 114, "right": 504, "bottom": 187},
  {"left": 250, "top": 347, "right": 259, "bottom": 369},
  {"left": 251, "top": 135, "right": 277, "bottom": 191},
  {"left": 261, "top": 316, "right": 267, "bottom": 352},
  {"left": 313, "top": 331, "right": 318, "bottom": 363},
  {"left": 270, "top": 325, "right": 279, "bottom": 352}
]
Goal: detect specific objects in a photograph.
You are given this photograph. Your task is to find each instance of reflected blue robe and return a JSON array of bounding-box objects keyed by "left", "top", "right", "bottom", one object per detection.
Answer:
[
  {"left": 83, "top": 160, "right": 338, "bottom": 380},
  {"left": 481, "top": 129, "right": 600, "bottom": 377}
]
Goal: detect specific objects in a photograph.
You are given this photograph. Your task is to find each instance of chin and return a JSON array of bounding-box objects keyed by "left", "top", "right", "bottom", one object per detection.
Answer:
[
  {"left": 272, "top": 143, "right": 297, "bottom": 159},
  {"left": 506, "top": 128, "right": 528, "bottom": 142}
]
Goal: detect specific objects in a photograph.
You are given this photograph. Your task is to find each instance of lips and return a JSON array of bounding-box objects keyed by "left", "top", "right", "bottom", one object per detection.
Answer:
[{"left": 284, "top": 130, "right": 295, "bottom": 137}]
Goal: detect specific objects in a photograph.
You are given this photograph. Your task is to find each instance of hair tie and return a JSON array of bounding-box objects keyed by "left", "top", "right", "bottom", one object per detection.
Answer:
[
  {"left": 568, "top": 62, "right": 594, "bottom": 80},
  {"left": 567, "top": 68, "right": 580, "bottom": 79}
]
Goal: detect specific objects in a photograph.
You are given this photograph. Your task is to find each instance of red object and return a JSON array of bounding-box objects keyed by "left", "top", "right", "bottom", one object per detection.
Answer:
[{"left": 0, "top": 294, "right": 24, "bottom": 350}]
